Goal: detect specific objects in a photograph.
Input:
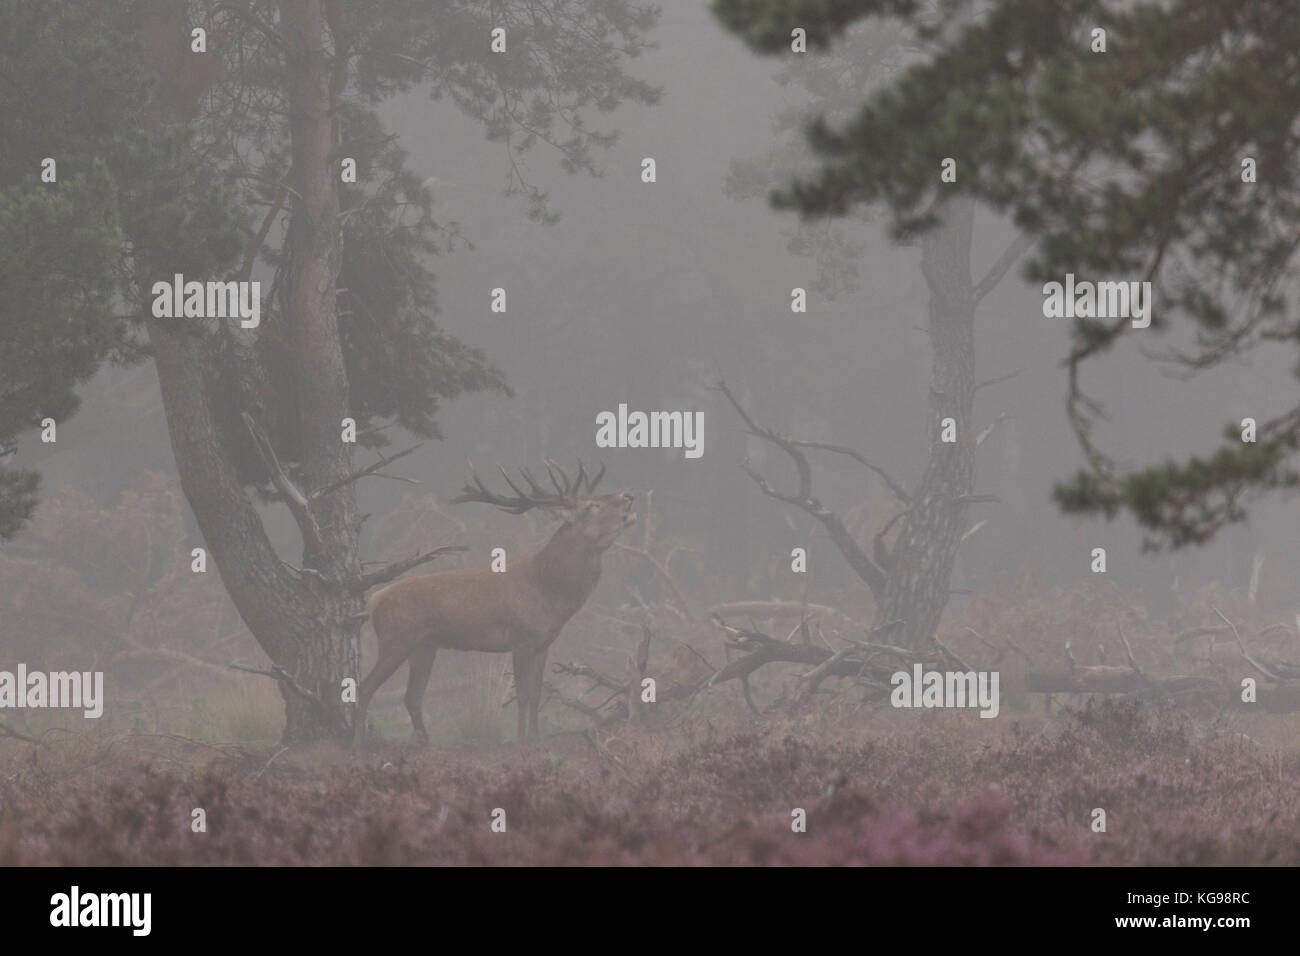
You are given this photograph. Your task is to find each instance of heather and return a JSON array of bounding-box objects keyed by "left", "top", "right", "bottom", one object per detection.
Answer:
[{"left": 3, "top": 700, "right": 1297, "bottom": 865}]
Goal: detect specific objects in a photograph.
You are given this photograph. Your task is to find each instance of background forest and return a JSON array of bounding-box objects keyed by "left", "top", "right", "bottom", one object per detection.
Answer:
[{"left": 2, "top": 0, "right": 1300, "bottom": 864}]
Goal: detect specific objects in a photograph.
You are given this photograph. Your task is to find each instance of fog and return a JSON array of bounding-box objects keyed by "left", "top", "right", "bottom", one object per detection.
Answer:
[
  {"left": 4, "top": 0, "right": 1298, "bottom": 875},
  {"left": 22, "top": 4, "right": 1296, "bottom": 622}
]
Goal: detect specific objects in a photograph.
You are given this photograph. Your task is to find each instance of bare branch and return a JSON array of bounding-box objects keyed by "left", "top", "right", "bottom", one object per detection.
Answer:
[
  {"left": 553, "top": 661, "right": 627, "bottom": 693},
  {"left": 1172, "top": 624, "right": 1232, "bottom": 645},
  {"left": 932, "top": 634, "right": 973, "bottom": 672},
  {"left": 356, "top": 545, "right": 467, "bottom": 591},
  {"left": 707, "top": 615, "right": 920, "bottom": 692},
  {"left": 873, "top": 509, "right": 906, "bottom": 573},
  {"left": 232, "top": 177, "right": 290, "bottom": 283},
  {"left": 717, "top": 379, "right": 887, "bottom": 599},
  {"left": 974, "top": 367, "right": 1024, "bottom": 393},
  {"left": 973, "top": 231, "right": 1035, "bottom": 302},
  {"left": 797, "top": 643, "right": 859, "bottom": 701},
  {"left": 241, "top": 411, "right": 324, "bottom": 558},
  {"left": 310, "top": 443, "right": 421, "bottom": 500},
  {"left": 1214, "top": 605, "right": 1282, "bottom": 681},
  {"left": 227, "top": 661, "right": 322, "bottom": 705},
  {"left": 788, "top": 439, "right": 909, "bottom": 504},
  {"left": 612, "top": 541, "right": 692, "bottom": 615},
  {"left": 974, "top": 413, "right": 1008, "bottom": 447},
  {"left": 1117, "top": 625, "right": 1150, "bottom": 684},
  {"left": 0, "top": 720, "right": 38, "bottom": 744},
  {"left": 706, "top": 601, "right": 864, "bottom": 632},
  {"left": 716, "top": 379, "right": 812, "bottom": 497}
]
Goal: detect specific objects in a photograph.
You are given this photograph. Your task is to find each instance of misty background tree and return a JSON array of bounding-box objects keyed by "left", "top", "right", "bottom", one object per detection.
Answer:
[
  {"left": 716, "top": 6, "right": 1030, "bottom": 651},
  {"left": 5, "top": 0, "right": 659, "bottom": 743},
  {"left": 714, "top": 0, "right": 1300, "bottom": 552}
]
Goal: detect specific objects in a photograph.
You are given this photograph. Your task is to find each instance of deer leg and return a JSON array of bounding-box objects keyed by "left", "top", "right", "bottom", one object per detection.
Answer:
[
  {"left": 354, "top": 640, "right": 412, "bottom": 751},
  {"left": 404, "top": 643, "right": 437, "bottom": 745},
  {"left": 511, "top": 647, "right": 536, "bottom": 743},
  {"left": 527, "top": 646, "right": 550, "bottom": 739}
]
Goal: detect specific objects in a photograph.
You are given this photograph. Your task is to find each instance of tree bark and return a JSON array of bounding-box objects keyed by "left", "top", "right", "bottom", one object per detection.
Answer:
[
  {"left": 275, "top": 0, "right": 364, "bottom": 741},
  {"left": 137, "top": 0, "right": 362, "bottom": 743},
  {"left": 873, "top": 198, "right": 977, "bottom": 650}
]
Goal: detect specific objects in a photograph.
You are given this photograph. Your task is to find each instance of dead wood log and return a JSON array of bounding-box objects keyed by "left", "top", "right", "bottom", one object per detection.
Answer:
[
  {"left": 1026, "top": 632, "right": 1215, "bottom": 701},
  {"left": 707, "top": 601, "right": 863, "bottom": 630},
  {"left": 1024, "top": 668, "right": 1216, "bottom": 698}
]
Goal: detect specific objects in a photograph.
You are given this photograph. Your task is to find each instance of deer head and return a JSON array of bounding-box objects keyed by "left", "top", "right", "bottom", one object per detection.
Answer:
[{"left": 452, "top": 459, "right": 636, "bottom": 551}]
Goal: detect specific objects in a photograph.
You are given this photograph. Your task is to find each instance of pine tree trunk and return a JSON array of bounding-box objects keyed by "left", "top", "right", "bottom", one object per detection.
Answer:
[
  {"left": 138, "top": 0, "right": 366, "bottom": 744},
  {"left": 874, "top": 199, "right": 977, "bottom": 650},
  {"left": 276, "top": 0, "right": 366, "bottom": 741},
  {"left": 278, "top": 594, "right": 364, "bottom": 743}
]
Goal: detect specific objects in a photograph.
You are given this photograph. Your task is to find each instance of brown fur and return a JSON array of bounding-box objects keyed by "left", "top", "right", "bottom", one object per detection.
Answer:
[{"left": 354, "top": 489, "right": 635, "bottom": 748}]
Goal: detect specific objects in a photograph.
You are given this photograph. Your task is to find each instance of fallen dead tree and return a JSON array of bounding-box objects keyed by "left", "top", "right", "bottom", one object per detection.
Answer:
[
  {"left": 1208, "top": 606, "right": 1300, "bottom": 713},
  {"left": 1026, "top": 607, "right": 1300, "bottom": 712},
  {"left": 705, "top": 601, "right": 865, "bottom": 634},
  {"left": 549, "top": 603, "right": 1300, "bottom": 727},
  {"left": 1026, "top": 627, "right": 1215, "bottom": 700},
  {"left": 1025, "top": 664, "right": 1218, "bottom": 699},
  {"left": 546, "top": 614, "right": 957, "bottom": 725}
]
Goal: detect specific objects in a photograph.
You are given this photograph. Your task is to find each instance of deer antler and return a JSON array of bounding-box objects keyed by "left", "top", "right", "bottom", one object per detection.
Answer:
[{"left": 452, "top": 461, "right": 605, "bottom": 514}]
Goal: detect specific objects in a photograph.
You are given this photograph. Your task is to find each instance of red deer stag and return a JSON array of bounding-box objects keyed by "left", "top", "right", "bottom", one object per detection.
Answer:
[{"left": 354, "top": 461, "right": 635, "bottom": 749}]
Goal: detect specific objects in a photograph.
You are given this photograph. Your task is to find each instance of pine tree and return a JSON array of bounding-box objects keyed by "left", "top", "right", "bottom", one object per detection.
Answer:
[
  {"left": 0, "top": 2, "right": 143, "bottom": 538},
  {"left": 715, "top": 0, "right": 1300, "bottom": 549},
  {"left": 719, "top": 9, "right": 1028, "bottom": 650},
  {"left": 3, "top": 0, "right": 659, "bottom": 742}
]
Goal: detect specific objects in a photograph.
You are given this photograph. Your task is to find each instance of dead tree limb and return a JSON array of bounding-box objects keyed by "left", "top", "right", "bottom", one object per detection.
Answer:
[
  {"left": 0, "top": 721, "right": 38, "bottom": 744},
  {"left": 873, "top": 509, "right": 906, "bottom": 574},
  {"left": 553, "top": 661, "right": 626, "bottom": 693},
  {"left": 796, "top": 643, "right": 859, "bottom": 701},
  {"left": 1214, "top": 605, "right": 1283, "bottom": 682},
  {"left": 355, "top": 545, "right": 467, "bottom": 591},
  {"left": 971, "top": 626, "right": 1032, "bottom": 662},
  {"left": 974, "top": 413, "right": 1008, "bottom": 447},
  {"left": 931, "top": 633, "right": 974, "bottom": 673},
  {"left": 716, "top": 379, "right": 888, "bottom": 600},
  {"left": 974, "top": 367, "right": 1024, "bottom": 393},
  {"left": 234, "top": 177, "right": 290, "bottom": 283},
  {"left": 242, "top": 411, "right": 324, "bottom": 560},
  {"left": 227, "top": 661, "right": 323, "bottom": 707},
  {"left": 1172, "top": 625, "right": 1233, "bottom": 644},
  {"left": 787, "top": 439, "right": 909, "bottom": 504},
  {"left": 973, "top": 231, "right": 1035, "bottom": 302},
  {"left": 1027, "top": 631, "right": 1213, "bottom": 699},
  {"left": 613, "top": 540, "right": 692, "bottom": 614},
  {"left": 706, "top": 600, "right": 863, "bottom": 632},
  {"left": 311, "top": 443, "right": 422, "bottom": 500},
  {"left": 708, "top": 615, "right": 917, "bottom": 690},
  {"left": 1117, "top": 625, "right": 1151, "bottom": 686}
]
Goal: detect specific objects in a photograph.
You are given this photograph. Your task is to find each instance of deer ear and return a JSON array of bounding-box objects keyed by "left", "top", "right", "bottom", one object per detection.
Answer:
[{"left": 549, "top": 501, "right": 579, "bottom": 522}]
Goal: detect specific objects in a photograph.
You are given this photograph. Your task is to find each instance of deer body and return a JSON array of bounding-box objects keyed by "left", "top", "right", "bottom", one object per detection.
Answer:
[{"left": 354, "top": 463, "right": 633, "bottom": 749}]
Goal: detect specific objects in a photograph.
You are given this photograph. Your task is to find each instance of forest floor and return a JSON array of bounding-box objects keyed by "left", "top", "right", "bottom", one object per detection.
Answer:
[{"left": 3, "top": 696, "right": 1299, "bottom": 865}]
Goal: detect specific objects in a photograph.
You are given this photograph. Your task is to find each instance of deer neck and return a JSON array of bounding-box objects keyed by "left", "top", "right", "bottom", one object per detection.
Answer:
[{"left": 532, "top": 524, "right": 603, "bottom": 608}]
